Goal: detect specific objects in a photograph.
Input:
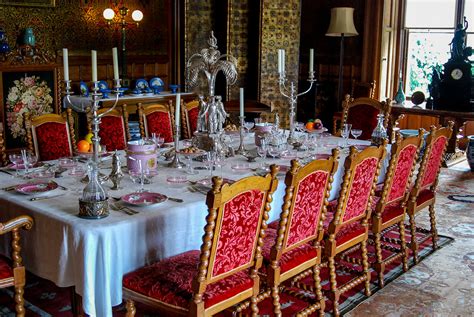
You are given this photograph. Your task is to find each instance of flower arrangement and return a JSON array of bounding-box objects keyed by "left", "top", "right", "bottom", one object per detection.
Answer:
[{"left": 6, "top": 75, "right": 54, "bottom": 142}]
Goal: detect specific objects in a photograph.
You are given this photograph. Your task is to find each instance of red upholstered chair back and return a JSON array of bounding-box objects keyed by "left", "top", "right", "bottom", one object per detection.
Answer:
[
  {"left": 412, "top": 123, "right": 453, "bottom": 196},
  {"left": 182, "top": 99, "right": 200, "bottom": 139},
  {"left": 331, "top": 144, "right": 386, "bottom": 227},
  {"left": 95, "top": 106, "right": 129, "bottom": 151},
  {"left": 381, "top": 131, "right": 424, "bottom": 206},
  {"left": 138, "top": 102, "right": 174, "bottom": 143},
  {"left": 272, "top": 150, "right": 339, "bottom": 258},
  {"left": 24, "top": 111, "right": 76, "bottom": 161},
  {"left": 342, "top": 95, "right": 391, "bottom": 140},
  {"left": 195, "top": 167, "right": 278, "bottom": 286}
]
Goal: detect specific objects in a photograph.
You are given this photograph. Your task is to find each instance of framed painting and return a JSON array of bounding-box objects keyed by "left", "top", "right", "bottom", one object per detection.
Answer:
[
  {"left": 0, "top": 0, "right": 55, "bottom": 7},
  {"left": 0, "top": 67, "right": 59, "bottom": 150}
]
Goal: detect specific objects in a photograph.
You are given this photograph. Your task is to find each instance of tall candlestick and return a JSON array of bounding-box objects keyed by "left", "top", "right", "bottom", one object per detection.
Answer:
[
  {"left": 239, "top": 88, "right": 244, "bottom": 117},
  {"left": 278, "top": 49, "right": 282, "bottom": 74},
  {"left": 309, "top": 48, "right": 314, "bottom": 73},
  {"left": 91, "top": 50, "right": 98, "bottom": 82},
  {"left": 175, "top": 93, "right": 181, "bottom": 127},
  {"left": 62, "top": 48, "right": 69, "bottom": 81},
  {"left": 112, "top": 47, "right": 119, "bottom": 81},
  {"left": 281, "top": 49, "right": 286, "bottom": 74}
]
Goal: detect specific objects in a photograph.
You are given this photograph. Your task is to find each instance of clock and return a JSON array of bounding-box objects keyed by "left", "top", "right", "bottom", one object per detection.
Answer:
[{"left": 451, "top": 68, "right": 464, "bottom": 80}]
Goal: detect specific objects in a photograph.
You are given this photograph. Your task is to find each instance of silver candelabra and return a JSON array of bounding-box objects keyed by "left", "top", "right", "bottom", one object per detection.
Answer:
[
  {"left": 63, "top": 79, "right": 121, "bottom": 219},
  {"left": 235, "top": 115, "right": 246, "bottom": 155},
  {"left": 168, "top": 124, "right": 185, "bottom": 168},
  {"left": 279, "top": 70, "right": 317, "bottom": 144}
]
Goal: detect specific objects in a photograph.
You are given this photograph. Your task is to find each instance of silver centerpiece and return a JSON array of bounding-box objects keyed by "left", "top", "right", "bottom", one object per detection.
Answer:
[
  {"left": 187, "top": 31, "right": 238, "bottom": 154},
  {"left": 63, "top": 79, "right": 121, "bottom": 219},
  {"left": 109, "top": 150, "right": 124, "bottom": 190}
]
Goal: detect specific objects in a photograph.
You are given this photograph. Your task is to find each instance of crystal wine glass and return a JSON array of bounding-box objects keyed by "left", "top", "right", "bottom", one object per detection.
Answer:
[
  {"left": 341, "top": 123, "right": 352, "bottom": 147},
  {"left": 351, "top": 129, "right": 362, "bottom": 140},
  {"left": 257, "top": 141, "right": 267, "bottom": 169},
  {"left": 9, "top": 153, "right": 23, "bottom": 177}
]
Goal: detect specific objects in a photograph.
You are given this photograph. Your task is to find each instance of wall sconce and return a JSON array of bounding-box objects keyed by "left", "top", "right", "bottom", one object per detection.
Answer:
[{"left": 103, "top": 6, "right": 143, "bottom": 81}]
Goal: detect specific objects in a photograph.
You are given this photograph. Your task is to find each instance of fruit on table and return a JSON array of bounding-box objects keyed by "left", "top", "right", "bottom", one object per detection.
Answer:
[
  {"left": 84, "top": 133, "right": 94, "bottom": 144},
  {"left": 305, "top": 122, "right": 315, "bottom": 130},
  {"left": 305, "top": 119, "right": 323, "bottom": 130},
  {"left": 313, "top": 119, "right": 323, "bottom": 129},
  {"left": 77, "top": 140, "right": 91, "bottom": 153}
]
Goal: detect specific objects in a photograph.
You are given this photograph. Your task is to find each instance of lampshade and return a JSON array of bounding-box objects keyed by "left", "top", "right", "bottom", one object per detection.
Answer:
[{"left": 326, "top": 7, "right": 358, "bottom": 37}]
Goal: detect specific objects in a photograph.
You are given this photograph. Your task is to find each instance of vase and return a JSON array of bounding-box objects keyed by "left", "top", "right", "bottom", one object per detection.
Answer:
[
  {"left": 23, "top": 28, "right": 35, "bottom": 47},
  {"left": 394, "top": 80, "right": 406, "bottom": 105},
  {"left": 467, "top": 135, "right": 474, "bottom": 172}
]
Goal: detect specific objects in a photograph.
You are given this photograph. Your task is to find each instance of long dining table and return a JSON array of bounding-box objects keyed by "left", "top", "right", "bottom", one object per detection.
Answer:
[{"left": 0, "top": 134, "right": 379, "bottom": 317}]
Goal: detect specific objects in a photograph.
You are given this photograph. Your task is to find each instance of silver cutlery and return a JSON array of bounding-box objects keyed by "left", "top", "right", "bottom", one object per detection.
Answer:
[
  {"left": 109, "top": 201, "right": 139, "bottom": 215},
  {"left": 167, "top": 197, "right": 184, "bottom": 203},
  {"left": 30, "top": 194, "right": 64, "bottom": 201}
]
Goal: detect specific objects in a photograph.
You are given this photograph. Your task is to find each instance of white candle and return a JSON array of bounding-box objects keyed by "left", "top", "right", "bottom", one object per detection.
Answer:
[
  {"left": 62, "top": 48, "right": 69, "bottom": 81},
  {"left": 175, "top": 93, "right": 181, "bottom": 127},
  {"left": 309, "top": 48, "right": 314, "bottom": 73},
  {"left": 281, "top": 49, "right": 285, "bottom": 74},
  {"left": 239, "top": 88, "right": 244, "bottom": 117},
  {"left": 112, "top": 47, "right": 119, "bottom": 81},
  {"left": 91, "top": 50, "right": 98, "bottom": 82},
  {"left": 278, "top": 49, "right": 282, "bottom": 74}
]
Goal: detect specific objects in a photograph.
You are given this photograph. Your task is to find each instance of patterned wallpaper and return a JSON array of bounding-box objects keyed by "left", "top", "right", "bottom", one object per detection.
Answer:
[
  {"left": 0, "top": 0, "right": 168, "bottom": 56},
  {"left": 259, "top": 0, "right": 301, "bottom": 128}
]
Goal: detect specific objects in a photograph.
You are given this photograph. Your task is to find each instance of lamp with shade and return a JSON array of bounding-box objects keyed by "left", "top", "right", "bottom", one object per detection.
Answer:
[{"left": 326, "top": 7, "right": 358, "bottom": 110}]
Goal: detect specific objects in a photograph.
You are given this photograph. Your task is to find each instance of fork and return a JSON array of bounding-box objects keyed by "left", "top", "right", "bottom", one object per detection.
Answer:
[{"left": 109, "top": 202, "right": 137, "bottom": 215}]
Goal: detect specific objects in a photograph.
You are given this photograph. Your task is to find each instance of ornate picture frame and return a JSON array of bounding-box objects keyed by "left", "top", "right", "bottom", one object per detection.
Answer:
[
  {"left": 0, "top": 66, "right": 59, "bottom": 150},
  {"left": 0, "top": 0, "right": 55, "bottom": 7}
]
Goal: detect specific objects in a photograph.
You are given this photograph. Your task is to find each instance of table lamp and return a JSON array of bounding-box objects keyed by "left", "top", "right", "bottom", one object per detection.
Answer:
[{"left": 326, "top": 7, "right": 358, "bottom": 110}]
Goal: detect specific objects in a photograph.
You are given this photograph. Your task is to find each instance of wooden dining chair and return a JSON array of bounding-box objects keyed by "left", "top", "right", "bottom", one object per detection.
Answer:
[
  {"left": 24, "top": 109, "right": 76, "bottom": 161},
  {"left": 254, "top": 151, "right": 339, "bottom": 316},
  {"left": 137, "top": 101, "right": 174, "bottom": 143},
  {"left": 0, "top": 123, "right": 7, "bottom": 166},
  {"left": 371, "top": 130, "right": 423, "bottom": 287},
  {"left": 336, "top": 95, "right": 392, "bottom": 140},
  {"left": 122, "top": 167, "right": 279, "bottom": 317},
  {"left": 406, "top": 122, "right": 453, "bottom": 264},
  {"left": 0, "top": 215, "right": 34, "bottom": 317},
  {"left": 181, "top": 98, "right": 200, "bottom": 139},
  {"left": 89, "top": 105, "right": 130, "bottom": 151}
]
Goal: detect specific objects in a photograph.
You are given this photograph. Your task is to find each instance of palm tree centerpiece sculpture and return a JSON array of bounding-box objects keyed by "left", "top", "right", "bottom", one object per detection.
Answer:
[{"left": 187, "top": 31, "right": 238, "bottom": 151}]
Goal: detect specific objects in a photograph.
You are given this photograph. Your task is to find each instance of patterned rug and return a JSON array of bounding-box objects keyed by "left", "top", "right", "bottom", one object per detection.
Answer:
[{"left": 0, "top": 166, "right": 471, "bottom": 317}]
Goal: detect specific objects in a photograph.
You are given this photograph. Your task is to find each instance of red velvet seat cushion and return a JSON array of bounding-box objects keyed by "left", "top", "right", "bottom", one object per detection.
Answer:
[
  {"left": 123, "top": 250, "right": 253, "bottom": 310},
  {"left": 370, "top": 196, "right": 405, "bottom": 224},
  {"left": 261, "top": 228, "right": 319, "bottom": 273},
  {"left": 324, "top": 201, "right": 366, "bottom": 246},
  {"left": 0, "top": 256, "right": 13, "bottom": 280},
  {"left": 416, "top": 189, "right": 435, "bottom": 206}
]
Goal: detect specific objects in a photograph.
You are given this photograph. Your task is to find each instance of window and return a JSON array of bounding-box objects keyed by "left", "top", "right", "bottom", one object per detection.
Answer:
[{"left": 403, "top": 0, "right": 473, "bottom": 96}]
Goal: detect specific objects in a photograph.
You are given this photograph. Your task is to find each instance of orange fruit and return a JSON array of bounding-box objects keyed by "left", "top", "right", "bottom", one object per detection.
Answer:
[
  {"left": 77, "top": 140, "right": 91, "bottom": 153},
  {"left": 305, "top": 122, "right": 315, "bottom": 130}
]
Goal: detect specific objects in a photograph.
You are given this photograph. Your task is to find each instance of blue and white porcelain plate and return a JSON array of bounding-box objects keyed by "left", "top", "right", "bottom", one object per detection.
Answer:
[
  {"left": 135, "top": 79, "right": 149, "bottom": 90},
  {"left": 149, "top": 77, "right": 164, "bottom": 89},
  {"left": 79, "top": 81, "right": 89, "bottom": 96},
  {"left": 98, "top": 80, "right": 109, "bottom": 91}
]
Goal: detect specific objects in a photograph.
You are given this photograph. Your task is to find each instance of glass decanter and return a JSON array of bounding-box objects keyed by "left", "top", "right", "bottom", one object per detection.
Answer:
[
  {"left": 371, "top": 114, "right": 387, "bottom": 146},
  {"left": 82, "top": 162, "right": 108, "bottom": 202}
]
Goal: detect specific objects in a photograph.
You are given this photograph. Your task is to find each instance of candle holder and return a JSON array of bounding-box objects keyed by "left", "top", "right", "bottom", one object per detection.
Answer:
[
  {"left": 279, "top": 71, "right": 316, "bottom": 145},
  {"left": 235, "top": 115, "right": 246, "bottom": 155},
  {"left": 63, "top": 79, "right": 121, "bottom": 219},
  {"left": 168, "top": 124, "right": 185, "bottom": 168}
]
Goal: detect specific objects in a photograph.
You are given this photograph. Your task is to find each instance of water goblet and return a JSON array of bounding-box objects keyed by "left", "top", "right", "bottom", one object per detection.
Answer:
[
  {"left": 69, "top": 164, "right": 86, "bottom": 194},
  {"left": 341, "top": 123, "right": 352, "bottom": 147},
  {"left": 257, "top": 144, "right": 267, "bottom": 169},
  {"left": 268, "top": 144, "right": 280, "bottom": 162},
  {"left": 9, "top": 153, "right": 23, "bottom": 177},
  {"left": 351, "top": 129, "right": 362, "bottom": 140},
  {"left": 244, "top": 121, "right": 254, "bottom": 133}
]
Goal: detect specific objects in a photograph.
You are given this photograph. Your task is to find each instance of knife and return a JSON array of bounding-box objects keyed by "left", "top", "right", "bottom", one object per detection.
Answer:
[{"left": 30, "top": 194, "right": 64, "bottom": 201}]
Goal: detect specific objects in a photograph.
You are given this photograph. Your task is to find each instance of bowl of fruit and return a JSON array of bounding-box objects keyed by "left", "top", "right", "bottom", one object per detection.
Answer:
[{"left": 305, "top": 119, "right": 327, "bottom": 133}]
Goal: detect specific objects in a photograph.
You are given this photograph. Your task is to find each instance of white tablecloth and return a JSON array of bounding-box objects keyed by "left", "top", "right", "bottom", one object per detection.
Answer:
[{"left": 0, "top": 135, "right": 379, "bottom": 317}]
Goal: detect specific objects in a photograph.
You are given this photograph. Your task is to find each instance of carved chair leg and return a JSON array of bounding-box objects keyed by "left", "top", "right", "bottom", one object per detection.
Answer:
[
  {"left": 328, "top": 256, "right": 340, "bottom": 317},
  {"left": 428, "top": 203, "right": 439, "bottom": 250},
  {"left": 361, "top": 240, "right": 372, "bottom": 297},
  {"left": 408, "top": 212, "right": 419, "bottom": 265},
  {"left": 270, "top": 284, "right": 281, "bottom": 316},
  {"left": 125, "top": 299, "right": 136, "bottom": 317},
  {"left": 399, "top": 220, "right": 409, "bottom": 272},
  {"left": 312, "top": 264, "right": 325, "bottom": 317},
  {"left": 373, "top": 231, "right": 385, "bottom": 288},
  {"left": 14, "top": 285, "right": 25, "bottom": 317},
  {"left": 250, "top": 295, "right": 259, "bottom": 317}
]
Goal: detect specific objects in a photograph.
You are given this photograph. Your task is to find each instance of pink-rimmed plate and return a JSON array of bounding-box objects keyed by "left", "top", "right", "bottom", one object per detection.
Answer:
[
  {"left": 231, "top": 163, "right": 251, "bottom": 171},
  {"left": 7, "top": 162, "right": 43, "bottom": 170},
  {"left": 121, "top": 192, "right": 167, "bottom": 206},
  {"left": 196, "top": 177, "right": 235, "bottom": 187},
  {"left": 15, "top": 182, "right": 58, "bottom": 195}
]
